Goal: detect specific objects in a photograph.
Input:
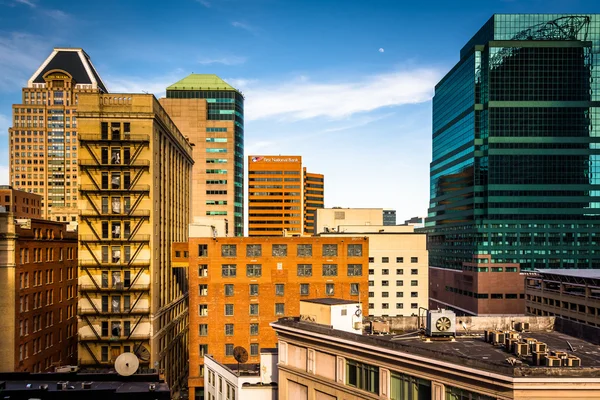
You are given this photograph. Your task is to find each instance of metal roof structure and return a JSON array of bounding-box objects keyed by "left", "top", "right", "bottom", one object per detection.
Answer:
[{"left": 166, "top": 74, "right": 238, "bottom": 92}]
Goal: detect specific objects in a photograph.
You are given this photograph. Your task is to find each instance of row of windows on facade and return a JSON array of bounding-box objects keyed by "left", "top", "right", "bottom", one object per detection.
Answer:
[
  {"left": 370, "top": 256, "right": 419, "bottom": 263},
  {"left": 197, "top": 243, "right": 363, "bottom": 258},
  {"left": 18, "top": 267, "right": 76, "bottom": 289},
  {"left": 18, "top": 248, "right": 76, "bottom": 264},
  {"left": 527, "top": 293, "right": 600, "bottom": 318},
  {"left": 445, "top": 286, "right": 525, "bottom": 299},
  {"left": 201, "top": 343, "right": 260, "bottom": 360},
  {"left": 369, "top": 280, "right": 419, "bottom": 287},
  {"left": 19, "top": 290, "right": 77, "bottom": 313},
  {"left": 199, "top": 282, "right": 359, "bottom": 297},
  {"left": 206, "top": 368, "right": 237, "bottom": 400},
  {"left": 369, "top": 291, "right": 421, "bottom": 298},
  {"left": 200, "top": 263, "right": 363, "bottom": 278},
  {"left": 370, "top": 268, "right": 420, "bottom": 276}
]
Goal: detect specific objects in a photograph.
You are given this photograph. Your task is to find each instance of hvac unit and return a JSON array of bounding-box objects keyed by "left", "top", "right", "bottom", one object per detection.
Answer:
[
  {"left": 525, "top": 337, "right": 537, "bottom": 345},
  {"left": 532, "top": 342, "right": 547, "bottom": 354},
  {"left": 505, "top": 338, "right": 518, "bottom": 353},
  {"left": 514, "top": 342, "right": 530, "bottom": 357},
  {"left": 566, "top": 356, "right": 581, "bottom": 367},
  {"left": 506, "top": 331, "right": 520, "bottom": 340},
  {"left": 492, "top": 332, "right": 505, "bottom": 345},
  {"left": 551, "top": 350, "right": 567, "bottom": 360},
  {"left": 515, "top": 322, "right": 530, "bottom": 332},
  {"left": 532, "top": 351, "right": 547, "bottom": 366},
  {"left": 425, "top": 309, "right": 456, "bottom": 337},
  {"left": 484, "top": 330, "right": 491, "bottom": 342},
  {"left": 546, "top": 356, "right": 562, "bottom": 367}
]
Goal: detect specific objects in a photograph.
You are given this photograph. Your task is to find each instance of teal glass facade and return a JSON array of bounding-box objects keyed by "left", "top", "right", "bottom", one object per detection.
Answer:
[
  {"left": 426, "top": 14, "right": 600, "bottom": 272},
  {"left": 166, "top": 89, "right": 245, "bottom": 236}
]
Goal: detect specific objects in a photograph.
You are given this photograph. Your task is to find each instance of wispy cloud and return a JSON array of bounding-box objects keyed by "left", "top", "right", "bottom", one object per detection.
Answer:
[
  {"left": 231, "top": 21, "right": 258, "bottom": 34},
  {"left": 44, "top": 9, "right": 70, "bottom": 21},
  {"left": 0, "top": 32, "right": 49, "bottom": 90},
  {"left": 196, "top": 0, "right": 211, "bottom": 7},
  {"left": 14, "top": 0, "right": 36, "bottom": 7},
  {"left": 239, "top": 68, "right": 442, "bottom": 121},
  {"left": 198, "top": 55, "right": 246, "bottom": 66}
]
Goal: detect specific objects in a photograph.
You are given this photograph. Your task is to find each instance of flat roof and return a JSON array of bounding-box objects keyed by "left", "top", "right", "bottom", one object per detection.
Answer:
[
  {"left": 536, "top": 269, "right": 600, "bottom": 280},
  {"left": 301, "top": 298, "right": 359, "bottom": 306},
  {"left": 272, "top": 318, "right": 600, "bottom": 378}
]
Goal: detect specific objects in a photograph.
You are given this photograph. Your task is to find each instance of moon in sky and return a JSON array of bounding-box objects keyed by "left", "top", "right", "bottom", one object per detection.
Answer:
[{"left": 378, "top": 48, "right": 385, "bottom": 53}]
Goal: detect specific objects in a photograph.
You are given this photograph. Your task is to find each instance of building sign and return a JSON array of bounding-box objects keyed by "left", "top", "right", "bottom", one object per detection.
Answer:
[{"left": 251, "top": 156, "right": 300, "bottom": 163}]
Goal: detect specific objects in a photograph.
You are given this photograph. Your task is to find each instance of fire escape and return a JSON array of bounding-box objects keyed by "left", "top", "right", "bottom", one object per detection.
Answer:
[{"left": 78, "top": 121, "right": 152, "bottom": 366}]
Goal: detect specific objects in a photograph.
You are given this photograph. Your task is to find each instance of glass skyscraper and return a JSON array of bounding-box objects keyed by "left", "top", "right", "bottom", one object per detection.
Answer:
[{"left": 426, "top": 15, "right": 600, "bottom": 315}]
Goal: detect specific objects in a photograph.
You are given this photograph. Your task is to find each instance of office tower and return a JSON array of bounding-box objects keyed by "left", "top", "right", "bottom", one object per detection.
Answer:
[
  {"left": 248, "top": 155, "right": 324, "bottom": 236},
  {"left": 159, "top": 75, "right": 244, "bottom": 236},
  {"left": 76, "top": 93, "right": 193, "bottom": 394},
  {"left": 383, "top": 209, "right": 396, "bottom": 226},
  {"left": 316, "top": 208, "right": 429, "bottom": 317},
  {"left": 0, "top": 212, "right": 78, "bottom": 372},
  {"left": 172, "top": 236, "right": 368, "bottom": 400},
  {"left": 0, "top": 186, "right": 43, "bottom": 219},
  {"left": 303, "top": 168, "right": 324, "bottom": 234},
  {"left": 426, "top": 14, "right": 600, "bottom": 315},
  {"left": 9, "top": 48, "right": 107, "bottom": 223}
]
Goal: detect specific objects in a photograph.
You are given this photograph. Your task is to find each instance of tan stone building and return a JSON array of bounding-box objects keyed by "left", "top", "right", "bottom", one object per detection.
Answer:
[
  {"left": 9, "top": 48, "right": 107, "bottom": 222},
  {"left": 272, "top": 308, "right": 600, "bottom": 400},
  {"left": 76, "top": 93, "right": 193, "bottom": 394},
  {"left": 0, "top": 212, "right": 78, "bottom": 373},
  {"left": 314, "top": 208, "right": 384, "bottom": 233},
  {"left": 0, "top": 186, "right": 43, "bottom": 219},
  {"left": 159, "top": 75, "right": 244, "bottom": 236}
]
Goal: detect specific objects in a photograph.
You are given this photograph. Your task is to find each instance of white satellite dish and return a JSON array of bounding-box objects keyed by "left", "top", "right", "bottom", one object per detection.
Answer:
[{"left": 115, "top": 352, "right": 140, "bottom": 377}]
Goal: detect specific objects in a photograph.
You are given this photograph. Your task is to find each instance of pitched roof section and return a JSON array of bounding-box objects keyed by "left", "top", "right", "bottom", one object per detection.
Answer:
[
  {"left": 166, "top": 74, "right": 239, "bottom": 92},
  {"left": 28, "top": 48, "right": 108, "bottom": 93}
]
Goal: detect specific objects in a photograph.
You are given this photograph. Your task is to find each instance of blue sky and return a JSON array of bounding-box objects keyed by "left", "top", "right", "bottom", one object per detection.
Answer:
[{"left": 1, "top": 0, "right": 599, "bottom": 222}]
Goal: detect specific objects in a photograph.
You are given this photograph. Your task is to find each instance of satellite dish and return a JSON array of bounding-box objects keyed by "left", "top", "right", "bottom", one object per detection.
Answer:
[
  {"left": 233, "top": 346, "right": 248, "bottom": 364},
  {"left": 115, "top": 353, "right": 140, "bottom": 377}
]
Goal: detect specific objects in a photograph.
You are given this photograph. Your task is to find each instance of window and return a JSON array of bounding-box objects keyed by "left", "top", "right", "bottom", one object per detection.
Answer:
[
  {"left": 250, "top": 343, "right": 259, "bottom": 356},
  {"left": 272, "top": 244, "right": 287, "bottom": 257},
  {"left": 322, "top": 244, "right": 338, "bottom": 256},
  {"left": 369, "top": 291, "right": 374, "bottom": 297},
  {"left": 382, "top": 280, "right": 389, "bottom": 286},
  {"left": 396, "top": 280, "right": 404, "bottom": 286},
  {"left": 390, "top": 372, "right": 431, "bottom": 400},
  {"left": 275, "top": 303, "right": 285, "bottom": 315},
  {"left": 411, "top": 269, "right": 418, "bottom": 275},
  {"left": 297, "top": 264, "right": 312, "bottom": 276},
  {"left": 199, "top": 284, "right": 208, "bottom": 296},
  {"left": 199, "top": 324, "right": 208, "bottom": 336},
  {"left": 275, "top": 284, "right": 284, "bottom": 296},
  {"left": 368, "top": 257, "right": 374, "bottom": 263},
  {"left": 396, "top": 291, "right": 404, "bottom": 297},
  {"left": 396, "top": 303, "right": 404, "bottom": 309},
  {"left": 346, "top": 359, "right": 379, "bottom": 394},
  {"left": 382, "top": 269, "right": 389, "bottom": 275},
  {"left": 326, "top": 283, "right": 334, "bottom": 296},
  {"left": 225, "top": 344, "right": 234, "bottom": 356},
  {"left": 382, "top": 257, "right": 389, "bottom": 263},
  {"left": 348, "top": 264, "right": 362, "bottom": 276},
  {"left": 222, "top": 264, "right": 236, "bottom": 277},
  {"left": 249, "top": 284, "right": 259, "bottom": 296},
  {"left": 368, "top": 268, "right": 374, "bottom": 274},
  {"left": 225, "top": 304, "right": 234, "bottom": 316},
  {"left": 348, "top": 244, "right": 362, "bottom": 256},
  {"left": 396, "top": 268, "right": 404, "bottom": 274},
  {"left": 351, "top": 283, "right": 359, "bottom": 296},
  {"left": 297, "top": 244, "right": 312, "bottom": 257},
  {"left": 221, "top": 244, "right": 236, "bottom": 257},
  {"left": 382, "top": 303, "right": 389, "bottom": 309},
  {"left": 491, "top": 293, "right": 503, "bottom": 299},
  {"left": 368, "top": 280, "right": 374, "bottom": 286},
  {"left": 198, "top": 244, "right": 208, "bottom": 257},
  {"left": 247, "top": 264, "right": 262, "bottom": 277},
  {"left": 199, "top": 304, "right": 208, "bottom": 316},
  {"left": 250, "top": 323, "right": 259, "bottom": 336},
  {"left": 369, "top": 303, "right": 374, "bottom": 309},
  {"left": 411, "top": 280, "right": 418, "bottom": 286},
  {"left": 300, "top": 283, "right": 309, "bottom": 296},
  {"left": 246, "top": 244, "right": 261, "bottom": 257},
  {"left": 444, "top": 385, "right": 495, "bottom": 400},
  {"left": 322, "top": 264, "right": 338, "bottom": 276},
  {"left": 225, "top": 324, "right": 234, "bottom": 336},
  {"left": 411, "top": 257, "right": 418, "bottom": 263},
  {"left": 382, "top": 292, "right": 389, "bottom": 298},
  {"left": 411, "top": 292, "right": 418, "bottom": 297},
  {"left": 224, "top": 284, "right": 234, "bottom": 296},
  {"left": 411, "top": 303, "right": 418, "bottom": 309},
  {"left": 396, "top": 257, "right": 404, "bottom": 263},
  {"left": 101, "top": 346, "right": 108, "bottom": 362},
  {"left": 249, "top": 304, "right": 259, "bottom": 316},
  {"left": 199, "top": 344, "right": 208, "bottom": 356}
]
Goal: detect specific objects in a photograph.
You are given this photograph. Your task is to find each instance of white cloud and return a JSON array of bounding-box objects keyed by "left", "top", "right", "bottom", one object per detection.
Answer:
[
  {"left": 240, "top": 68, "right": 442, "bottom": 121},
  {"left": 231, "top": 21, "right": 258, "bottom": 34},
  {"left": 379, "top": 48, "right": 385, "bottom": 53},
  {"left": 0, "top": 32, "right": 48, "bottom": 91},
  {"left": 14, "top": 0, "right": 36, "bottom": 7},
  {"left": 198, "top": 55, "right": 246, "bottom": 65},
  {"left": 44, "top": 9, "right": 69, "bottom": 21}
]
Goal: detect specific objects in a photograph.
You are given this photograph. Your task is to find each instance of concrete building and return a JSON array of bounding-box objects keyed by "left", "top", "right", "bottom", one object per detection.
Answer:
[
  {"left": 9, "top": 48, "right": 107, "bottom": 222},
  {"left": 526, "top": 269, "right": 600, "bottom": 327},
  {"left": 171, "top": 236, "right": 369, "bottom": 400},
  {"left": 76, "top": 93, "right": 193, "bottom": 394},
  {"left": 204, "top": 348, "right": 278, "bottom": 400},
  {"left": 272, "top": 307, "right": 600, "bottom": 400},
  {"left": 382, "top": 209, "right": 396, "bottom": 226},
  {"left": 0, "top": 186, "right": 43, "bottom": 219},
  {"left": 316, "top": 209, "right": 429, "bottom": 317},
  {"left": 425, "top": 14, "right": 600, "bottom": 316},
  {"left": 0, "top": 212, "right": 78, "bottom": 373},
  {"left": 248, "top": 155, "right": 324, "bottom": 236},
  {"left": 159, "top": 74, "right": 244, "bottom": 236}
]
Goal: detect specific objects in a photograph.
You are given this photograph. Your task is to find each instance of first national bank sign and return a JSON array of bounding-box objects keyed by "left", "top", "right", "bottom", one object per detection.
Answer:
[{"left": 251, "top": 156, "right": 299, "bottom": 163}]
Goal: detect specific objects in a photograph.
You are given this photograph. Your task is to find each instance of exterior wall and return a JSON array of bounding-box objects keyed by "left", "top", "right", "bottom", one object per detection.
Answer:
[
  {"left": 0, "top": 213, "right": 78, "bottom": 373},
  {"left": 303, "top": 169, "right": 324, "bottom": 235},
  {"left": 315, "top": 208, "right": 383, "bottom": 233},
  {"left": 159, "top": 98, "right": 240, "bottom": 234},
  {"left": 526, "top": 274, "right": 600, "bottom": 326},
  {"left": 0, "top": 187, "right": 42, "bottom": 218},
  {"left": 76, "top": 93, "right": 193, "bottom": 394},
  {"left": 248, "top": 156, "right": 303, "bottom": 236},
  {"left": 323, "top": 227, "right": 429, "bottom": 317},
  {"left": 173, "top": 236, "right": 369, "bottom": 398}
]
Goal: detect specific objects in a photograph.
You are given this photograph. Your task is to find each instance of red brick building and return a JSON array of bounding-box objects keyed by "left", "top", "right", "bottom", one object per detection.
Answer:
[
  {"left": 0, "top": 212, "right": 78, "bottom": 372},
  {"left": 0, "top": 186, "right": 42, "bottom": 219}
]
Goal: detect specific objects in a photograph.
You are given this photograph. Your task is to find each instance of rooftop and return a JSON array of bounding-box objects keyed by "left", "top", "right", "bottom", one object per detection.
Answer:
[
  {"left": 273, "top": 317, "right": 600, "bottom": 378},
  {"left": 166, "top": 74, "right": 239, "bottom": 92},
  {"left": 536, "top": 269, "right": 600, "bottom": 280},
  {"left": 301, "top": 298, "right": 359, "bottom": 306}
]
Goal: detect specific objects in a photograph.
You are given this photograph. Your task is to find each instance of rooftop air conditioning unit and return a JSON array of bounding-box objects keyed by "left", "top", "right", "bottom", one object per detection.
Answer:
[
  {"left": 546, "top": 356, "right": 562, "bottom": 367},
  {"left": 505, "top": 338, "right": 518, "bottom": 353},
  {"left": 514, "top": 342, "right": 530, "bottom": 357},
  {"left": 532, "top": 342, "right": 547, "bottom": 354},
  {"left": 506, "top": 331, "right": 520, "bottom": 340},
  {"left": 532, "top": 351, "right": 547, "bottom": 366},
  {"left": 425, "top": 309, "right": 456, "bottom": 337},
  {"left": 551, "top": 350, "right": 567, "bottom": 360},
  {"left": 492, "top": 332, "right": 505, "bottom": 345},
  {"left": 566, "top": 356, "right": 581, "bottom": 367},
  {"left": 515, "top": 322, "right": 530, "bottom": 332}
]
